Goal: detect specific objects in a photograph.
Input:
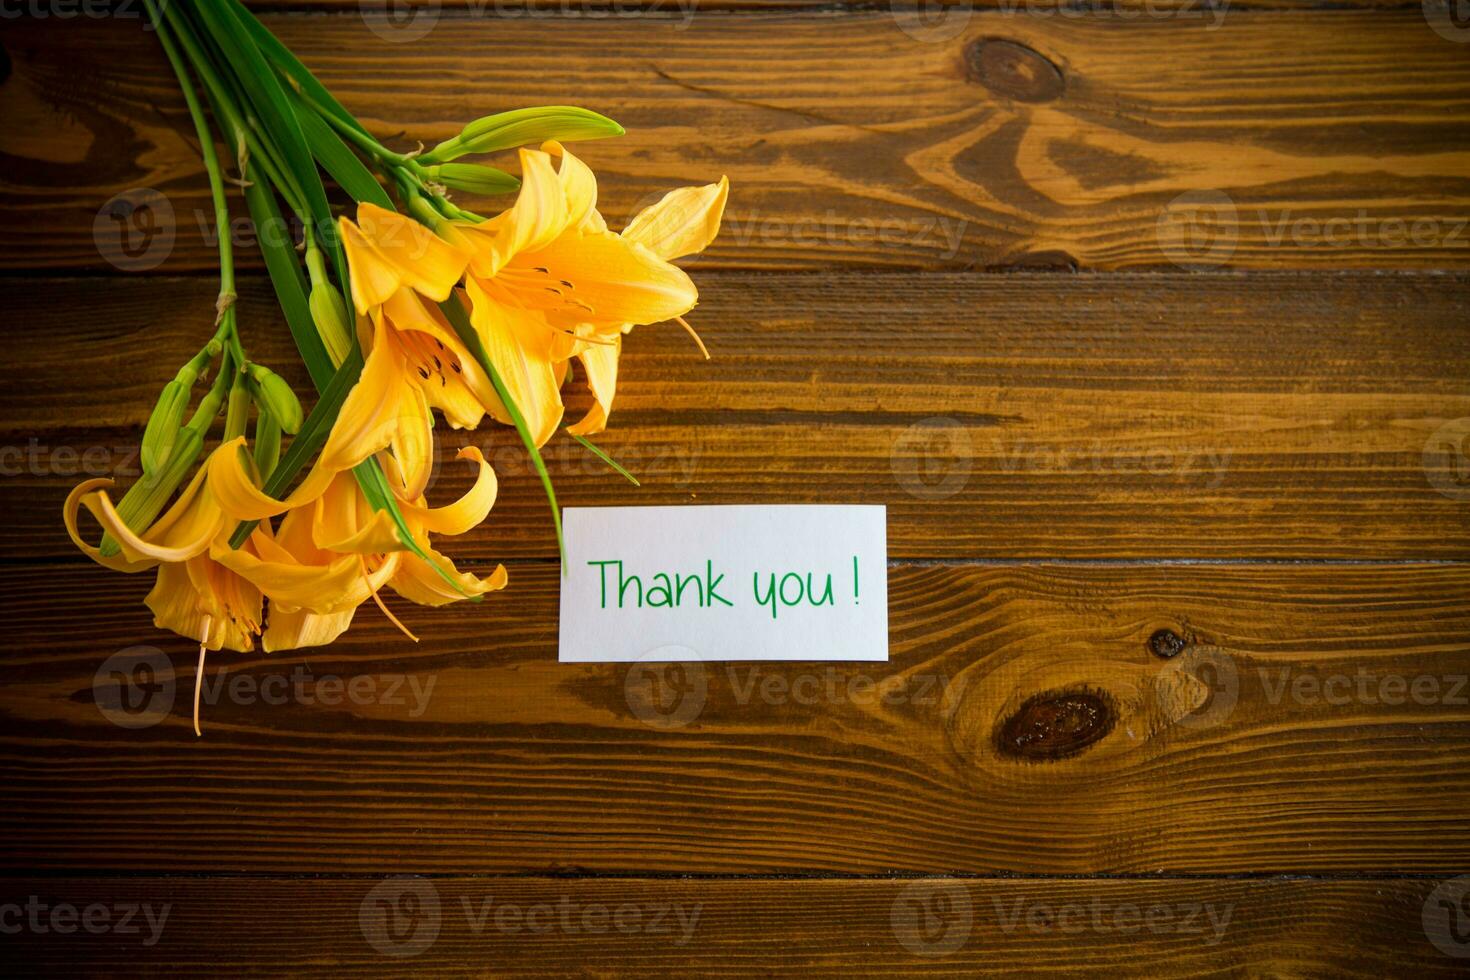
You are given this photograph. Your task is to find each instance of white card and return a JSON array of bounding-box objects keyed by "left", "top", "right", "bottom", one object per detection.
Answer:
[{"left": 558, "top": 505, "right": 888, "bottom": 662}]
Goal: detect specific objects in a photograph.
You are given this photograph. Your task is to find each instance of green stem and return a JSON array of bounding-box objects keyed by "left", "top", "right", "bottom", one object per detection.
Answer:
[{"left": 147, "top": 0, "right": 237, "bottom": 334}]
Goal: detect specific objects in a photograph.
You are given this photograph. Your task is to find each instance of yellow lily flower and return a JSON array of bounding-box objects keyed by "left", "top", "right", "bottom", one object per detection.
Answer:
[
  {"left": 206, "top": 436, "right": 507, "bottom": 651},
  {"left": 339, "top": 202, "right": 471, "bottom": 314},
  {"left": 64, "top": 463, "right": 264, "bottom": 652},
  {"left": 448, "top": 142, "right": 727, "bottom": 441}
]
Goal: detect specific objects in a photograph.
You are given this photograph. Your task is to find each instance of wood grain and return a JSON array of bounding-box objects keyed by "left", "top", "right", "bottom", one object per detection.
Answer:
[
  {"left": 4, "top": 10, "right": 1470, "bottom": 272},
  {"left": 4, "top": 560, "right": 1469, "bottom": 875},
  {"left": 4, "top": 875, "right": 1463, "bottom": 976},
  {"left": 4, "top": 272, "right": 1468, "bottom": 562}
]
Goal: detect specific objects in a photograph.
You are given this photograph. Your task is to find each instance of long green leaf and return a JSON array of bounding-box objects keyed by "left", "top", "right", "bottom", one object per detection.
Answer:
[
  {"left": 294, "top": 99, "right": 394, "bottom": 210},
  {"left": 224, "top": 0, "right": 370, "bottom": 140},
  {"left": 193, "top": 0, "right": 346, "bottom": 286},
  {"left": 239, "top": 161, "right": 335, "bottom": 391},
  {"left": 440, "top": 294, "right": 565, "bottom": 570},
  {"left": 566, "top": 431, "right": 640, "bottom": 487}
]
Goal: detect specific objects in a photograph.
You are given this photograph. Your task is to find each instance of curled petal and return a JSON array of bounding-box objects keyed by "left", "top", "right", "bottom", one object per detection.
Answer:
[
  {"left": 68, "top": 467, "right": 220, "bottom": 566},
  {"left": 207, "top": 437, "right": 332, "bottom": 522},
  {"left": 64, "top": 479, "right": 156, "bottom": 572},
  {"left": 390, "top": 547, "right": 508, "bottom": 607},
  {"left": 623, "top": 175, "right": 729, "bottom": 262},
  {"left": 566, "top": 338, "right": 620, "bottom": 437},
  {"left": 402, "top": 446, "right": 497, "bottom": 536}
]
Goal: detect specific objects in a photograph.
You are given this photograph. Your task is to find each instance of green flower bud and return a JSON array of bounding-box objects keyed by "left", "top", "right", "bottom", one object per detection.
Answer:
[
  {"left": 223, "top": 378, "right": 251, "bottom": 442},
  {"left": 253, "top": 410, "right": 282, "bottom": 480},
  {"left": 249, "top": 365, "right": 303, "bottom": 435},
  {"left": 140, "top": 379, "right": 190, "bottom": 476},
  {"left": 424, "top": 163, "right": 520, "bottom": 196},
  {"left": 420, "top": 106, "right": 624, "bottom": 164},
  {"left": 309, "top": 279, "right": 354, "bottom": 367}
]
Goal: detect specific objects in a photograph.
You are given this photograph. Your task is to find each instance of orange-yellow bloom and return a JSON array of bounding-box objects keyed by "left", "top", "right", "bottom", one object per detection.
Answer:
[{"left": 448, "top": 142, "right": 727, "bottom": 442}]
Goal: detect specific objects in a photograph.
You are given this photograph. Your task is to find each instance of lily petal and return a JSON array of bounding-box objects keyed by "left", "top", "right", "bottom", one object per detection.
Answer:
[
  {"left": 566, "top": 337, "right": 620, "bottom": 437},
  {"left": 464, "top": 278, "right": 565, "bottom": 446},
  {"left": 623, "top": 175, "right": 729, "bottom": 262},
  {"left": 390, "top": 547, "right": 508, "bottom": 607},
  {"left": 342, "top": 203, "right": 470, "bottom": 313},
  {"left": 401, "top": 446, "right": 497, "bottom": 536}
]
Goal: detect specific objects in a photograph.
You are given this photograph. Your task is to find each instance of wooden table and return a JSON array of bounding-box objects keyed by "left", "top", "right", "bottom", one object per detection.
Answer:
[{"left": 3, "top": 1, "right": 1470, "bottom": 974}]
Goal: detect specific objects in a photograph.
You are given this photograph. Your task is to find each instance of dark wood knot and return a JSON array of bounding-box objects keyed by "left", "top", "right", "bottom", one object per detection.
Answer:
[
  {"left": 965, "top": 39, "right": 1064, "bottom": 104},
  {"left": 1149, "top": 629, "right": 1187, "bottom": 659},
  {"left": 995, "top": 689, "right": 1115, "bottom": 761}
]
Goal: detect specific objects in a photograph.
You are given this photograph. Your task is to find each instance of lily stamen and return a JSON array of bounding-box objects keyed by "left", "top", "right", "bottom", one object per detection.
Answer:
[
  {"left": 194, "top": 616, "right": 211, "bottom": 737},
  {"left": 360, "top": 555, "right": 418, "bottom": 643},
  {"left": 675, "top": 315, "right": 710, "bottom": 360}
]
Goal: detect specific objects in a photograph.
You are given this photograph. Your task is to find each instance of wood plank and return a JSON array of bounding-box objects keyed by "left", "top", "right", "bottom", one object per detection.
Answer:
[
  {"left": 5, "top": 272, "right": 1468, "bottom": 562},
  {"left": 4, "top": 10, "right": 1470, "bottom": 272},
  {"left": 3, "top": 875, "right": 1462, "bottom": 976},
  {"left": 3, "top": 561, "right": 1469, "bottom": 875}
]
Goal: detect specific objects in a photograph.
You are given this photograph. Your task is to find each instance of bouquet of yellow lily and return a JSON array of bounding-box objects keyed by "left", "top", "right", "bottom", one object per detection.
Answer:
[{"left": 63, "top": 0, "right": 727, "bottom": 733}]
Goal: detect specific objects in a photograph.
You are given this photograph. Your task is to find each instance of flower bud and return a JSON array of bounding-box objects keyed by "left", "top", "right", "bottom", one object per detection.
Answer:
[
  {"left": 309, "top": 279, "right": 354, "bottom": 367},
  {"left": 249, "top": 366, "right": 303, "bottom": 434},
  {"left": 424, "top": 163, "right": 520, "bottom": 196},
  {"left": 140, "top": 379, "right": 190, "bottom": 476},
  {"left": 254, "top": 410, "right": 282, "bottom": 479},
  {"left": 420, "top": 106, "right": 624, "bottom": 163}
]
